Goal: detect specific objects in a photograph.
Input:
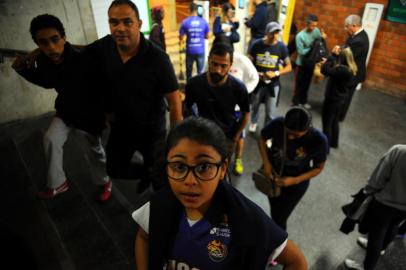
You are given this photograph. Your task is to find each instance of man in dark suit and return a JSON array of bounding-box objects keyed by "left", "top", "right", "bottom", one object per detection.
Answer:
[{"left": 340, "top": 14, "right": 369, "bottom": 121}]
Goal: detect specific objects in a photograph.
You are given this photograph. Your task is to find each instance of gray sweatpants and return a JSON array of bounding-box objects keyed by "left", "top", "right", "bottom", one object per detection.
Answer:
[{"left": 43, "top": 116, "right": 108, "bottom": 188}]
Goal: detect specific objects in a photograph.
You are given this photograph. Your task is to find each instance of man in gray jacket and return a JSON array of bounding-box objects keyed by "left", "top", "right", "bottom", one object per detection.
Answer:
[{"left": 344, "top": 144, "right": 406, "bottom": 270}]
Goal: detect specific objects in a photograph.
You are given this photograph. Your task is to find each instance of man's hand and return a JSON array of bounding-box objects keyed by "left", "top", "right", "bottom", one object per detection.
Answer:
[
  {"left": 12, "top": 49, "right": 40, "bottom": 71},
  {"left": 258, "top": 72, "right": 271, "bottom": 82},
  {"left": 266, "top": 71, "right": 278, "bottom": 79}
]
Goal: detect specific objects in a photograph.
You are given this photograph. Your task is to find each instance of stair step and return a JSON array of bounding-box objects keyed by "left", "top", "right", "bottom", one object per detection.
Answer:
[
  {"left": 0, "top": 136, "right": 68, "bottom": 270},
  {"left": 3, "top": 114, "right": 142, "bottom": 270}
]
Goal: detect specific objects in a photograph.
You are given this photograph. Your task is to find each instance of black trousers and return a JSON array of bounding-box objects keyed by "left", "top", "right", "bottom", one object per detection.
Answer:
[
  {"left": 322, "top": 99, "right": 345, "bottom": 148},
  {"left": 364, "top": 199, "right": 406, "bottom": 270},
  {"left": 292, "top": 65, "right": 314, "bottom": 105},
  {"left": 268, "top": 180, "right": 310, "bottom": 230},
  {"left": 340, "top": 80, "right": 358, "bottom": 121},
  {"left": 106, "top": 121, "right": 166, "bottom": 189}
]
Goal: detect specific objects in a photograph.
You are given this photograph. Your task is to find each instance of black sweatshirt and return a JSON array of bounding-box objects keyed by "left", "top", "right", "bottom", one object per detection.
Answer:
[{"left": 16, "top": 43, "right": 106, "bottom": 135}]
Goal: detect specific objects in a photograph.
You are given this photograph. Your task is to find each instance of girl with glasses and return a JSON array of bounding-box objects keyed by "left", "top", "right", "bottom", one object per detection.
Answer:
[{"left": 132, "top": 117, "right": 307, "bottom": 270}]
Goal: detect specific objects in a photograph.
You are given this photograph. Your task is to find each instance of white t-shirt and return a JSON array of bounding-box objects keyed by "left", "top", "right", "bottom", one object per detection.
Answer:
[
  {"left": 229, "top": 52, "right": 259, "bottom": 111},
  {"left": 229, "top": 52, "right": 259, "bottom": 94}
]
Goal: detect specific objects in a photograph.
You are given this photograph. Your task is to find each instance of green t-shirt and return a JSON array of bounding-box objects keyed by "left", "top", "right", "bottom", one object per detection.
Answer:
[{"left": 295, "top": 28, "right": 321, "bottom": 66}]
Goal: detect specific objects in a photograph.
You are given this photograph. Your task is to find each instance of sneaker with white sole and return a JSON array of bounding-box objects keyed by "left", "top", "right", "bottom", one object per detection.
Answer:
[
  {"left": 249, "top": 123, "right": 257, "bottom": 133},
  {"left": 37, "top": 181, "right": 69, "bottom": 199},
  {"left": 344, "top": 258, "right": 364, "bottom": 270},
  {"left": 357, "top": 236, "right": 385, "bottom": 255}
]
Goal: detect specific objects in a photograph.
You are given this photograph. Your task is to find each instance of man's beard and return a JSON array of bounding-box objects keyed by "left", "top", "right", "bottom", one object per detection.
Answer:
[{"left": 209, "top": 72, "right": 226, "bottom": 84}]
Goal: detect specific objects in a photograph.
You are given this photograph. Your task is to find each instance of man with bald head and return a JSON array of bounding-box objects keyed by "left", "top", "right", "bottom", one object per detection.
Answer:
[
  {"left": 87, "top": 0, "right": 183, "bottom": 191},
  {"left": 338, "top": 14, "right": 369, "bottom": 121}
]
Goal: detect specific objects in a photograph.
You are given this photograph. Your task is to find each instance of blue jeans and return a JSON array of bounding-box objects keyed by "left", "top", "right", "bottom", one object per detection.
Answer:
[
  {"left": 186, "top": 53, "right": 205, "bottom": 81},
  {"left": 251, "top": 84, "right": 280, "bottom": 127}
]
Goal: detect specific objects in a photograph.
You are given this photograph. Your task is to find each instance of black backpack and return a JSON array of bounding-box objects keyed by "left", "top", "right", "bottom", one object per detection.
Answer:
[{"left": 303, "top": 37, "right": 328, "bottom": 68}]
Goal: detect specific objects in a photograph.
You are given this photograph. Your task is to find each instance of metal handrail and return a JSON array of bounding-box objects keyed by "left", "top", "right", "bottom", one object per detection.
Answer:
[{"left": 0, "top": 48, "right": 29, "bottom": 63}]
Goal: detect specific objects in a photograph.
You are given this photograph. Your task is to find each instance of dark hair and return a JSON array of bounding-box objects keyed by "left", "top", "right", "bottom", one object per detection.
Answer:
[
  {"left": 109, "top": 0, "right": 140, "bottom": 19},
  {"left": 209, "top": 42, "right": 234, "bottom": 63},
  {"left": 222, "top": 2, "right": 234, "bottom": 13},
  {"left": 189, "top": 2, "right": 198, "bottom": 12},
  {"left": 306, "top": 14, "right": 318, "bottom": 25},
  {"left": 284, "top": 107, "right": 312, "bottom": 131},
  {"left": 151, "top": 5, "right": 163, "bottom": 22},
  {"left": 213, "top": 35, "right": 233, "bottom": 47},
  {"left": 166, "top": 117, "right": 228, "bottom": 162},
  {"left": 30, "top": 14, "right": 65, "bottom": 44}
]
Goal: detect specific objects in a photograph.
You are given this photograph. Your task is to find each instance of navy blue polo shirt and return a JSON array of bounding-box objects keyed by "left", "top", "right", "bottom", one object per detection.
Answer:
[
  {"left": 261, "top": 117, "right": 328, "bottom": 176},
  {"left": 185, "top": 73, "right": 250, "bottom": 139}
]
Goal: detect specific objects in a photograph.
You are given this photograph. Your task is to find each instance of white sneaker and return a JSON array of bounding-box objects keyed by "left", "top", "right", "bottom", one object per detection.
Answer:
[
  {"left": 344, "top": 258, "right": 364, "bottom": 270},
  {"left": 249, "top": 123, "right": 257, "bottom": 133},
  {"left": 357, "top": 237, "right": 385, "bottom": 255},
  {"left": 303, "top": 103, "right": 312, "bottom": 109}
]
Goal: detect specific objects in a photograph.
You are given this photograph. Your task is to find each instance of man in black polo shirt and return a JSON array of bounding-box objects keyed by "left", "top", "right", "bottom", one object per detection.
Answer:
[
  {"left": 87, "top": 0, "right": 183, "bottom": 190},
  {"left": 185, "top": 42, "right": 250, "bottom": 159}
]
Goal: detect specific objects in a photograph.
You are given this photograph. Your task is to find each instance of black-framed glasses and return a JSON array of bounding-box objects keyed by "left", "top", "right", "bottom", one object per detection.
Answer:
[{"left": 166, "top": 161, "right": 223, "bottom": 181}]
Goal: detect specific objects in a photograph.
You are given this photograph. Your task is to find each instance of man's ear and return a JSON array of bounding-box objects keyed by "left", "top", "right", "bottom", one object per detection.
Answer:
[{"left": 138, "top": 19, "right": 143, "bottom": 29}]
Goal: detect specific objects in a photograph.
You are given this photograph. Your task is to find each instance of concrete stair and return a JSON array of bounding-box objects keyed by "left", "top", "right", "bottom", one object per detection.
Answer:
[
  {"left": 0, "top": 114, "right": 150, "bottom": 270},
  {"left": 164, "top": 29, "right": 216, "bottom": 89}
]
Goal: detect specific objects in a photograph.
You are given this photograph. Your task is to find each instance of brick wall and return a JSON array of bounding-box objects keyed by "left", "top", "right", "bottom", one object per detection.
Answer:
[{"left": 293, "top": 0, "right": 406, "bottom": 98}]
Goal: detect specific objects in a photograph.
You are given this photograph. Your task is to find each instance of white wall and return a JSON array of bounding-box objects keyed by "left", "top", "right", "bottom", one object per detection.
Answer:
[{"left": 0, "top": 0, "right": 98, "bottom": 123}]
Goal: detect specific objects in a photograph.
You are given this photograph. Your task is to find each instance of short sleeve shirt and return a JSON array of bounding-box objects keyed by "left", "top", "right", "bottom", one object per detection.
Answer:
[
  {"left": 295, "top": 28, "right": 322, "bottom": 65},
  {"left": 261, "top": 117, "right": 328, "bottom": 176},
  {"left": 249, "top": 40, "right": 289, "bottom": 85},
  {"left": 132, "top": 202, "right": 288, "bottom": 269},
  {"left": 86, "top": 34, "right": 178, "bottom": 128},
  {"left": 185, "top": 74, "right": 250, "bottom": 138},
  {"left": 179, "top": 16, "right": 209, "bottom": 55}
]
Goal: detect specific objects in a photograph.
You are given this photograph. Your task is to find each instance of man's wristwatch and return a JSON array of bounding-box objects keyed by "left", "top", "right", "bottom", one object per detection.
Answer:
[{"left": 275, "top": 71, "right": 280, "bottom": 77}]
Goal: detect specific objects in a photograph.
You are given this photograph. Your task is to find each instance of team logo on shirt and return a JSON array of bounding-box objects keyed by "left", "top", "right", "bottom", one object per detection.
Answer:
[
  {"left": 209, "top": 224, "right": 231, "bottom": 238},
  {"left": 191, "top": 20, "right": 201, "bottom": 27},
  {"left": 256, "top": 52, "right": 278, "bottom": 68},
  {"left": 207, "top": 240, "right": 228, "bottom": 262},
  {"left": 296, "top": 147, "right": 307, "bottom": 159}
]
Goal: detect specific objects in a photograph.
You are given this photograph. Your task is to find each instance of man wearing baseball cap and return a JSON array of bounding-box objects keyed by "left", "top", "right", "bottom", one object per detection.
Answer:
[{"left": 248, "top": 22, "right": 292, "bottom": 133}]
